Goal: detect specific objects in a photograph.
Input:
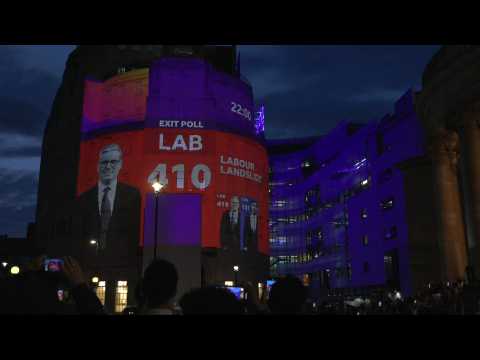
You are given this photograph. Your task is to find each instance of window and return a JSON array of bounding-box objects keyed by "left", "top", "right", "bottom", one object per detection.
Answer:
[
  {"left": 305, "top": 185, "right": 320, "bottom": 205},
  {"left": 115, "top": 281, "right": 128, "bottom": 314},
  {"left": 363, "top": 262, "right": 370, "bottom": 273},
  {"left": 379, "top": 168, "right": 393, "bottom": 184},
  {"left": 385, "top": 226, "right": 398, "bottom": 240},
  {"left": 95, "top": 281, "right": 106, "bottom": 306},
  {"left": 302, "top": 274, "right": 310, "bottom": 286},
  {"left": 361, "top": 209, "right": 368, "bottom": 220},
  {"left": 317, "top": 228, "right": 323, "bottom": 240},
  {"left": 301, "top": 160, "right": 312, "bottom": 168},
  {"left": 273, "top": 200, "right": 288, "bottom": 208},
  {"left": 353, "top": 158, "right": 367, "bottom": 170},
  {"left": 380, "top": 197, "right": 394, "bottom": 210},
  {"left": 362, "top": 235, "right": 369, "bottom": 246}
]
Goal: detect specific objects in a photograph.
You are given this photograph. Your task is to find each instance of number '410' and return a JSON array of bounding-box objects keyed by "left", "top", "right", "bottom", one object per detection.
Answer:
[{"left": 148, "top": 163, "right": 212, "bottom": 190}]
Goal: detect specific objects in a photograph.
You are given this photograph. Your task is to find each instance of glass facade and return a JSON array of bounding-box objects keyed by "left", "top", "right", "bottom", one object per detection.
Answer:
[{"left": 268, "top": 90, "right": 426, "bottom": 297}]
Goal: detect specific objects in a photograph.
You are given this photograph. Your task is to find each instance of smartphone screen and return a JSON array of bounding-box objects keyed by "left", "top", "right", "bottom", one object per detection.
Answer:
[
  {"left": 44, "top": 259, "right": 64, "bottom": 272},
  {"left": 266, "top": 280, "right": 276, "bottom": 298},
  {"left": 226, "top": 287, "right": 244, "bottom": 300}
]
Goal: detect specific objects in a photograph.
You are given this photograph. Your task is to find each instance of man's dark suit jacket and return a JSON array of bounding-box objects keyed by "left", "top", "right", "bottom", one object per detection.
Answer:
[
  {"left": 75, "top": 183, "right": 141, "bottom": 268},
  {"left": 245, "top": 216, "right": 259, "bottom": 253},
  {"left": 220, "top": 210, "right": 241, "bottom": 252}
]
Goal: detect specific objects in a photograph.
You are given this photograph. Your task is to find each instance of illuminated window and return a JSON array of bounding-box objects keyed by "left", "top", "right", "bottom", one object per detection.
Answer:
[
  {"left": 273, "top": 200, "right": 288, "bottom": 208},
  {"left": 381, "top": 197, "right": 394, "bottom": 210},
  {"left": 302, "top": 274, "right": 310, "bottom": 286},
  {"left": 362, "top": 235, "right": 369, "bottom": 246},
  {"left": 353, "top": 158, "right": 367, "bottom": 170},
  {"left": 258, "top": 283, "right": 264, "bottom": 300},
  {"left": 301, "top": 160, "right": 311, "bottom": 168},
  {"left": 115, "top": 281, "right": 128, "bottom": 314},
  {"left": 361, "top": 209, "right": 368, "bottom": 219},
  {"left": 95, "top": 281, "right": 106, "bottom": 306},
  {"left": 384, "top": 226, "right": 398, "bottom": 240}
]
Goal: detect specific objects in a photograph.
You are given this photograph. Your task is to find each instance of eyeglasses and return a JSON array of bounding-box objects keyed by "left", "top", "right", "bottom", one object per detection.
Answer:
[{"left": 100, "top": 160, "right": 121, "bottom": 167}]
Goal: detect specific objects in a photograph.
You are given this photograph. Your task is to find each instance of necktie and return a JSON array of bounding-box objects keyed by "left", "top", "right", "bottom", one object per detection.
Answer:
[{"left": 99, "top": 187, "right": 112, "bottom": 250}]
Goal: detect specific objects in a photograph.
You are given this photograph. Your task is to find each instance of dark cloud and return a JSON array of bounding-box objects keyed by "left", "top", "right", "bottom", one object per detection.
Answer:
[
  {"left": 0, "top": 97, "right": 47, "bottom": 137},
  {"left": 239, "top": 45, "right": 441, "bottom": 138},
  {"left": 0, "top": 146, "right": 42, "bottom": 157},
  {"left": 0, "top": 204, "right": 36, "bottom": 237},
  {"left": 0, "top": 46, "right": 61, "bottom": 138},
  {"left": 0, "top": 45, "right": 63, "bottom": 237},
  {"left": 0, "top": 168, "right": 38, "bottom": 237}
]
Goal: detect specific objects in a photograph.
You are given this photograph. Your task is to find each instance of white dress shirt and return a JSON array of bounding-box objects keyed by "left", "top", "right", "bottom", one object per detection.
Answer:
[
  {"left": 250, "top": 214, "right": 257, "bottom": 232},
  {"left": 230, "top": 210, "right": 239, "bottom": 225},
  {"left": 98, "top": 180, "right": 118, "bottom": 215}
]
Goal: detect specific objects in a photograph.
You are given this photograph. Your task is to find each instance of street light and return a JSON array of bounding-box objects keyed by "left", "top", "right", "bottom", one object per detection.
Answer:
[
  {"left": 92, "top": 277, "right": 99, "bottom": 284},
  {"left": 1, "top": 262, "right": 7, "bottom": 268},
  {"left": 90, "top": 239, "right": 99, "bottom": 254},
  {"left": 10, "top": 266, "right": 20, "bottom": 275},
  {"left": 233, "top": 265, "right": 239, "bottom": 286},
  {"left": 152, "top": 177, "right": 165, "bottom": 261}
]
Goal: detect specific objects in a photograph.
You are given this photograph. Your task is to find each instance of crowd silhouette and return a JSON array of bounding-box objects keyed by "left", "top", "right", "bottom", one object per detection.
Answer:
[{"left": 1, "top": 256, "right": 479, "bottom": 315}]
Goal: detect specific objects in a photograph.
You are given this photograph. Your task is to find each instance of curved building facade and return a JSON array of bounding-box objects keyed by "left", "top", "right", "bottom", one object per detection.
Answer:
[
  {"left": 36, "top": 46, "right": 269, "bottom": 312},
  {"left": 268, "top": 90, "right": 434, "bottom": 297}
]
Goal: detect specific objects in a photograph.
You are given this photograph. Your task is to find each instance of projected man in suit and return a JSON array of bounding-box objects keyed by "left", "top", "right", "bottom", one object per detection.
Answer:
[
  {"left": 76, "top": 144, "right": 141, "bottom": 266},
  {"left": 245, "top": 201, "right": 258, "bottom": 253},
  {"left": 220, "top": 196, "right": 241, "bottom": 252}
]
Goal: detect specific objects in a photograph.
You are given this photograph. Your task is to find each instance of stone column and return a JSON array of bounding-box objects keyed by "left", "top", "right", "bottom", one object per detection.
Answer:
[
  {"left": 462, "top": 102, "right": 480, "bottom": 273},
  {"left": 431, "top": 128, "right": 468, "bottom": 281}
]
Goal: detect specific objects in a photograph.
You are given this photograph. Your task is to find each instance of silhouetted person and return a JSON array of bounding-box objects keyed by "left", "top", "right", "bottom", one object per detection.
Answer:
[
  {"left": 179, "top": 287, "right": 244, "bottom": 315},
  {"left": 0, "top": 256, "right": 104, "bottom": 315},
  {"left": 122, "top": 278, "right": 146, "bottom": 315},
  {"left": 142, "top": 259, "right": 179, "bottom": 315},
  {"left": 268, "top": 275, "right": 308, "bottom": 315}
]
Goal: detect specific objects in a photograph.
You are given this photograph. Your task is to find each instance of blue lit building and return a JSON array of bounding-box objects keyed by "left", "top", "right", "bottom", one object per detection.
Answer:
[{"left": 268, "top": 90, "right": 429, "bottom": 297}]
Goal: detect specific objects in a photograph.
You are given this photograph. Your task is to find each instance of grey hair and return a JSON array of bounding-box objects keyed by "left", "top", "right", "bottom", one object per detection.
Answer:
[{"left": 99, "top": 143, "right": 123, "bottom": 158}]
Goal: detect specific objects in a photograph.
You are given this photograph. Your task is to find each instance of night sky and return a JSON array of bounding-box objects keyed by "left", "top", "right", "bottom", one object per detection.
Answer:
[{"left": 0, "top": 45, "right": 440, "bottom": 237}]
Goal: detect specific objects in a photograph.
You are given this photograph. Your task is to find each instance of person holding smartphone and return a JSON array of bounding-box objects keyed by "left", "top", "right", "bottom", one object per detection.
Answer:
[{"left": 1, "top": 256, "right": 105, "bottom": 315}]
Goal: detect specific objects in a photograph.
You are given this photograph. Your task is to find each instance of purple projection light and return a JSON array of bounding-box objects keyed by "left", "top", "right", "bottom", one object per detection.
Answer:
[{"left": 255, "top": 105, "right": 265, "bottom": 135}]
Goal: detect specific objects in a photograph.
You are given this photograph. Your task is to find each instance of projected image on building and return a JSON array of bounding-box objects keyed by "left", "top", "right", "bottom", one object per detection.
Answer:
[{"left": 74, "top": 55, "right": 269, "bottom": 289}]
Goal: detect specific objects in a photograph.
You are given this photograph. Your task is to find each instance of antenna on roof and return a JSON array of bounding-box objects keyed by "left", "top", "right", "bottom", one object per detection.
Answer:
[{"left": 237, "top": 50, "right": 241, "bottom": 74}]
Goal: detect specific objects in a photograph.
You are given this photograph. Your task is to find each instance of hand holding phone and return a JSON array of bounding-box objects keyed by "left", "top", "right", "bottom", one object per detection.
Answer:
[
  {"left": 62, "top": 256, "right": 87, "bottom": 286},
  {"left": 44, "top": 258, "right": 64, "bottom": 272}
]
